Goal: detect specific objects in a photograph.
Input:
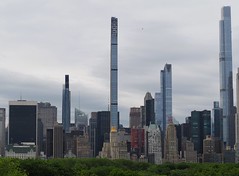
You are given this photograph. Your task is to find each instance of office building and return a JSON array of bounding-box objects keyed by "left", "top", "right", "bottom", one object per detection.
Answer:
[
  {"left": 155, "top": 92, "right": 163, "bottom": 127},
  {"left": 9, "top": 100, "right": 37, "bottom": 145},
  {"left": 164, "top": 121, "right": 178, "bottom": 163},
  {"left": 144, "top": 92, "right": 155, "bottom": 126},
  {"left": 219, "top": 6, "right": 235, "bottom": 147},
  {"left": 235, "top": 68, "right": 239, "bottom": 163},
  {"left": 89, "top": 112, "right": 97, "bottom": 157},
  {"left": 131, "top": 128, "right": 145, "bottom": 157},
  {"left": 190, "top": 110, "right": 211, "bottom": 154},
  {"left": 62, "top": 75, "right": 71, "bottom": 133},
  {"left": 53, "top": 124, "right": 63, "bottom": 158},
  {"left": 213, "top": 101, "right": 223, "bottom": 140},
  {"left": 0, "top": 108, "right": 5, "bottom": 156},
  {"left": 96, "top": 111, "right": 110, "bottom": 156},
  {"left": 129, "top": 107, "right": 141, "bottom": 129},
  {"left": 75, "top": 108, "right": 88, "bottom": 129},
  {"left": 110, "top": 17, "right": 119, "bottom": 132},
  {"left": 160, "top": 64, "right": 172, "bottom": 133},
  {"left": 146, "top": 123, "right": 162, "bottom": 164}
]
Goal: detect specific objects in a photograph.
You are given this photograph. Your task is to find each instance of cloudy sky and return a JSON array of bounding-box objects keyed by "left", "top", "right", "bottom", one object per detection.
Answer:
[{"left": 0, "top": 0, "right": 239, "bottom": 126}]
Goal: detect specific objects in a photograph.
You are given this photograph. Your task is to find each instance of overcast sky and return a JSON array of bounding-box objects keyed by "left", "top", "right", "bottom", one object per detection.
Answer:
[{"left": 0, "top": 0, "right": 239, "bottom": 126}]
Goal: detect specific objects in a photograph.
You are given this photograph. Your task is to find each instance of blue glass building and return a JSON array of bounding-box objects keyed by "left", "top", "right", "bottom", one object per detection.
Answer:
[{"left": 62, "top": 75, "right": 71, "bottom": 133}]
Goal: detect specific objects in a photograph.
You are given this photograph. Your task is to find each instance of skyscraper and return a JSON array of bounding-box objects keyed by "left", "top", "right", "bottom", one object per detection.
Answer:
[
  {"left": 62, "top": 75, "right": 71, "bottom": 133},
  {"left": 110, "top": 17, "right": 118, "bottom": 132},
  {"left": 9, "top": 100, "right": 37, "bottom": 145},
  {"left": 159, "top": 64, "right": 172, "bottom": 133},
  {"left": 219, "top": 6, "right": 234, "bottom": 147},
  {"left": 0, "top": 108, "right": 5, "bottom": 156},
  {"left": 213, "top": 101, "right": 223, "bottom": 141},
  {"left": 144, "top": 92, "right": 155, "bottom": 126}
]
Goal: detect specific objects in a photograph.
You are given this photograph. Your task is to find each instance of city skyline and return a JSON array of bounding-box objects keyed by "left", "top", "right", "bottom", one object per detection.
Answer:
[{"left": 0, "top": 1, "right": 239, "bottom": 126}]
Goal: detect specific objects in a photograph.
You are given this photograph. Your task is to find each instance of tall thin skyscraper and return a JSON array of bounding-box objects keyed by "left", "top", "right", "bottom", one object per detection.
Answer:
[
  {"left": 235, "top": 68, "right": 239, "bottom": 163},
  {"left": 62, "top": 75, "right": 71, "bottom": 133},
  {"left": 159, "top": 64, "right": 172, "bottom": 133},
  {"left": 110, "top": 17, "right": 119, "bottom": 132},
  {"left": 219, "top": 6, "right": 234, "bottom": 147}
]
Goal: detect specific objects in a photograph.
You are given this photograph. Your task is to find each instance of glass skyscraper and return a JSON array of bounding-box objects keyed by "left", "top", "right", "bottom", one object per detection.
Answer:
[
  {"left": 159, "top": 64, "right": 172, "bottom": 133},
  {"left": 110, "top": 17, "right": 119, "bottom": 132},
  {"left": 62, "top": 75, "right": 71, "bottom": 133},
  {"left": 219, "top": 6, "right": 234, "bottom": 147}
]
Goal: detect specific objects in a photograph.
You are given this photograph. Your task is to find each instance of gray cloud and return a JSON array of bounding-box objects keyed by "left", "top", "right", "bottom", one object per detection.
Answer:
[{"left": 0, "top": 0, "right": 239, "bottom": 126}]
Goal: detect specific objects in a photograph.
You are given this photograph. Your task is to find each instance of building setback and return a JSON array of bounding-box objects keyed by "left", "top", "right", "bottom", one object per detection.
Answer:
[{"left": 219, "top": 6, "right": 235, "bottom": 147}]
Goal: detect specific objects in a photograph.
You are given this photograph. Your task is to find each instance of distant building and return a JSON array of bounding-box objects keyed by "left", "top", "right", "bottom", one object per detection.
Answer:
[
  {"left": 76, "top": 134, "right": 92, "bottom": 158},
  {"left": 164, "top": 122, "right": 178, "bottom": 163},
  {"left": 203, "top": 136, "right": 222, "bottom": 163},
  {"left": 190, "top": 110, "right": 211, "bottom": 154},
  {"left": 154, "top": 92, "right": 163, "bottom": 127},
  {"left": 53, "top": 124, "right": 63, "bottom": 158},
  {"left": 46, "top": 129, "right": 53, "bottom": 158},
  {"left": 129, "top": 107, "right": 141, "bottom": 129},
  {"left": 0, "top": 108, "right": 5, "bottom": 157},
  {"left": 219, "top": 6, "right": 235, "bottom": 147},
  {"left": 75, "top": 108, "right": 88, "bottom": 130},
  {"left": 9, "top": 100, "right": 37, "bottom": 146},
  {"left": 131, "top": 128, "right": 145, "bottom": 157},
  {"left": 146, "top": 123, "right": 162, "bottom": 164},
  {"left": 38, "top": 102, "right": 57, "bottom": 154},
  {"left": 213, "top": 101, "right": 223, "bottom": 141},
  {"left": 144, "top": 92, "right": 155, "bottom": 126},
  {"left": 62, "top": 75, "right": 71, "bottom": 133},
  {"left": 5, "top": 143, "right": 36, "bottom": 159},
  {"left": 183, "top": 139, "right": 197, "bottom": 163},
  {"left": 89, "top": 112, "right": 97, "bottom": 157},
  {"left": 96, "top": 111, "right": 110, "bottom": 156}
]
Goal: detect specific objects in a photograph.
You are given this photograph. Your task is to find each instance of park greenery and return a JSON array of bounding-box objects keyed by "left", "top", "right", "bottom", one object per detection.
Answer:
[{"left": 1, "top": 158, "right": 239, "bottom": 176}]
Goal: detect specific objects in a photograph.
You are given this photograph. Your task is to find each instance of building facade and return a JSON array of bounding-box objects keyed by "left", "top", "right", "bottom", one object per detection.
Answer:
[
  {"left": 0, "top": 108, "right": 5, "bottom": 156},
  {"left": 144, "top": 92, "right": 155, "bottom": 126},
  {"left": 219, "top": 6, "right": 235, "bottom": 147},
  {"left": 129, "top": 107, "right": 141, "bottom": 129},
  {"left": 62, "top": 75, "right": 71, "bottom": 133},
  {"left": 110, "top": 17, "right": 119, "bottom": 132},
  {"left": 9, "top": 100, "right": 38, "bottom": 145}
]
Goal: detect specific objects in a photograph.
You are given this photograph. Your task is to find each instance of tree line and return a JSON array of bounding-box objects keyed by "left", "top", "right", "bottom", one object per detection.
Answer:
[{"left": 1, "top": 158, "right": 239, "bottom": 176}]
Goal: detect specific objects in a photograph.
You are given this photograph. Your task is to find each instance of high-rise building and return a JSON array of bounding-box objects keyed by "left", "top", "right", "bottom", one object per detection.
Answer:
[
  {"left": 53, "top": 124, "right": 63, "bottom": 158},
  {"left": 9, "top": 100, "right": 37, "bottom": 145},
  {"left": 213, "top": 101, "right": 223, "bottom": 141},
  {"left": 164, "top": 121, "right": 178, "bottom": 163},
  {"left": 96, "top": 111, "right": 110, "bottom": 156},
  {"left": 190, "top": 110, "right": 211, "bottom": 154},
  {"left": 129, "top": 107, "right": 141, "bottom": 129},
  {"left": 62, "top": 75, "right": 71, "bottom": 133},
  {"left": 235, "top": 68, "right": 239, "bottom": 163},
  {"left": 75, "top": 108, "right": 88, "bottom": 129},
  {"left": 0, "top": 108, "right": 5, "bottom": 156},
  {"left": 131, "top": 128, "right": 145, "bottom": 157},
  {"left": 144, "top": 92, "right": 155, "bottom": 126},
  {"left": 89, "top": 112, "right": 97, "bottom": 157},
  {"left": 160, "top": 64, "right": 172, "bottom": 133},
  {"left": 147, "top": 123, "right": 162, "bottom": 164},
  {"left": 155, "top": 92, "right": 163, "bottom": 127},
  {"left": 219, "top": 6, "right": 235, "bottom": 147},
  {"left": 110, "top": 17, "right": 119, "bottom": 132}
]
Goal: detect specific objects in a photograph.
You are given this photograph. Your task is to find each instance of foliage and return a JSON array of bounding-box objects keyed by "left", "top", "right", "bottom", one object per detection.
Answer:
[{"left": 2, "top": 158, "right": 239, "bottom": 176}]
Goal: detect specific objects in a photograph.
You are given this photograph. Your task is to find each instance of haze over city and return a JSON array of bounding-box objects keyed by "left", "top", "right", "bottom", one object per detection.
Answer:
[{"left": 0, "top": 0, "right": 239, "bottom": 126}]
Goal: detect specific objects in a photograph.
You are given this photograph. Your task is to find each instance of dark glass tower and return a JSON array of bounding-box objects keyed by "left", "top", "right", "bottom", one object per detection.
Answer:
[
  {"left": 219, "top": 6, "right": 234, "bottom": 147},
  {"left": 9, "top": 101, "right": 37, "bottom": 145},
  {"left": 110, "top": 17, "right": 119, "bottom": 132},
  {"left": 62, "top": 75, "right": 71, "bottom": 133}
]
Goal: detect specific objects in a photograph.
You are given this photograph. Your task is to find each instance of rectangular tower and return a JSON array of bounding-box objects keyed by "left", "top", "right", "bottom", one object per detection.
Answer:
[
  {"left": 110, "top": 17, "right": 119, "bottom": 132},
  {"left": 219, "top": 6, "right": 234, "bottom": 147},
  {"left": 160, "top": 64, "right": 172, "bottom": 133},
  {"left": 9, "top": 100, "right": 37, "bottom": 145},
  {"left": 62, "top": 75, "right": 71, "bottom": 133},
  {"left": 0, "top": 108, "right": 5, "bottom": 156}
]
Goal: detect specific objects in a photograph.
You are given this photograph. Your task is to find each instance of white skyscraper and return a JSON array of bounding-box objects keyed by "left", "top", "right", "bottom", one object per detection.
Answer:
[{"left": 219, "top": 6, "right": 234, "bottom": 147}]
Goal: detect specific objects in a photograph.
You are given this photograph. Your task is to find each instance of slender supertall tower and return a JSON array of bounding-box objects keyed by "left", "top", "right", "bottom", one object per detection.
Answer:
[
  {"left": 219, "top": 6, "right": 234, "bottom": 147},
  {"left": 235, "top": 68, "right": 239, "bottom": 163},
  {"left": 110, "top": 17, "right": 118, "bottom": 132},
  {"left": 62, "top": 75, "right": 71, "bottom": 133}
]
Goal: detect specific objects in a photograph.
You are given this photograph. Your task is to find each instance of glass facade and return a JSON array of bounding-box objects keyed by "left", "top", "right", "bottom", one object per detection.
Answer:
[
  {"left": 219, "top": 6, "right": 234, "bottom": 146},
  {"left": 110, "top": 17, "right": 119, "bottom": 132},
  {"left": 62, "top": 75, "right": 71, "bottom": 133},
  {"left": 9, "top": 102, "right": 37, "bottom": 145}
]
